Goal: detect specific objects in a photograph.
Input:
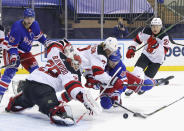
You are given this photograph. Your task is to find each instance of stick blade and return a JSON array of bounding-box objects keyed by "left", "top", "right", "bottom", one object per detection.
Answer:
[{"left": 133, "top": 113, "right": 147, "bottom": 119}]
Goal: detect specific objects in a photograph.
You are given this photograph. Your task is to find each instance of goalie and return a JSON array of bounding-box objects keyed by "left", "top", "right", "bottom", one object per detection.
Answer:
[{"left": 5, "top": 39, "right": 100, "bottom": 126}]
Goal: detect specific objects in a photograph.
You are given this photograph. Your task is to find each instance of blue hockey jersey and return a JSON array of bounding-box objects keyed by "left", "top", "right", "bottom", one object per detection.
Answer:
[
  {"left": 105, "top": 60, "right": 127, "bottom": 93},
  {"left": 7, "top": 20, "right": 46, "bottom": 55}
]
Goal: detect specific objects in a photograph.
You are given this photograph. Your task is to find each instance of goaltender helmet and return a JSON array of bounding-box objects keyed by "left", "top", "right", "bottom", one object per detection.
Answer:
[
  {"left": 24, "top": 8, "right": 35, "bottom": 18},
  {"left": 103, "top": 37, "right": 118, "bottom": 53},
  {"left": 151, "top": 18, "right": 162, "bottom": 27}
]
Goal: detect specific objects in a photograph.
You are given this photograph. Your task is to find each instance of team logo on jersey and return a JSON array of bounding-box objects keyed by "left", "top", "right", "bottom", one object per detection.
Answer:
[{"left": 9, "top": 36, "right": 15, "bottom": 43}]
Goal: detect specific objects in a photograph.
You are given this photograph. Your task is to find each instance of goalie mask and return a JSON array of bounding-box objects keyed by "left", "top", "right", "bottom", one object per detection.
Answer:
[{"left": 67, "top": 54, "right": 82, "bottom": 71}]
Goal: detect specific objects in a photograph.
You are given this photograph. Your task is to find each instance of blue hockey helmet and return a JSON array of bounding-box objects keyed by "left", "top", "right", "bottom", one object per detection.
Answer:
[
  {"left": 24, "top": 8, "right": 35, "bottom": 18},
  {"left": 109, "top": 47, "right": 122, "bottom": 62}
]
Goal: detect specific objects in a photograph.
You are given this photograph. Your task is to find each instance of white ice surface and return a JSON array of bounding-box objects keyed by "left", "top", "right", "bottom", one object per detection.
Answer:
[{"left": 0, "top": 71, "right": 184, "bottom": 131}]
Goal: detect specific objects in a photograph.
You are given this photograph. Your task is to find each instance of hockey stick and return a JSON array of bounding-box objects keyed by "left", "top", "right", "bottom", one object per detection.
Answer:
[
  {"left": 114, "top": 102, "right": 146, "bottom": 119},
  {"left": 142, "top": 96, "right": 184, "bottom": 117},
  {"left": 125, "top": 15, "right": 154, "bottom": 38},
  {"left": 103, "top": 75, "right": 174, "bottom": 88},
  {"left": 169, "top": 35, "right": 184, "bottom": 46},
  {"left": 135, "top": 18, "right": 184, "bottom": 52},
  {"left": 76, "top": 67, "right": 122, "bottom": 123},
  {"left": 116, "top": 94, "right": 184, "bottom": 119},
  {"left": 0, "top": 51, "right": 45, "bottom": 69}
]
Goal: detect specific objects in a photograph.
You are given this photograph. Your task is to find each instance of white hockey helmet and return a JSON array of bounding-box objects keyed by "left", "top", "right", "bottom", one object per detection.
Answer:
[
  {"left": 151, "top": 18, "right": 162, "bottom": 27},
  {"left": 103, "top": 37, "right": 118, "bottom": 52}
]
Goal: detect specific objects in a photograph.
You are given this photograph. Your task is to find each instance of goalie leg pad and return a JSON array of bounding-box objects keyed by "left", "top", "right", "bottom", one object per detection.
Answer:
[
  {"left": 49, "top": 103, "right": 75, "bottom": 126},
  {"left": 5, "top": 92, "right": 33, "bottom": 112}
]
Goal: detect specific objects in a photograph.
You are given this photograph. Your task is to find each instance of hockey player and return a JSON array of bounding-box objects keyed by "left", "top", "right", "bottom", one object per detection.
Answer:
[
  {"left": 59, "top": 37, "right": 128, "bottom": 108},
  {"left": 125, "top": 17, "right": 171, "bottom": 96},
  {"left": 58, "top": 37, "right": 158, "bottom": 110},
  {"left": 84, "top": 47, "right": 156, "bottom": 109},
  {"left": 5, "top": 40, "right": 100, "bottom": 126},
  {"left": 98, "top": 47, "right": 127, "bottom": 109},
  {"left": 0, "top": 8, "right": 47, "bottom": 102}
]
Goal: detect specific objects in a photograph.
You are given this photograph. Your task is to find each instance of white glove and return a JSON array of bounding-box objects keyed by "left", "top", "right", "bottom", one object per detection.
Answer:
[{"left": 82, "top": 90, "right": 101, "bottom": 115}]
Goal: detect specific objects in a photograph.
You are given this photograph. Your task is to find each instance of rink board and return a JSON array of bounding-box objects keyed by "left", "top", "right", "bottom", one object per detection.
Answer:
[{"left": 0, "top": 39, "right": 184, "bottom": 74}]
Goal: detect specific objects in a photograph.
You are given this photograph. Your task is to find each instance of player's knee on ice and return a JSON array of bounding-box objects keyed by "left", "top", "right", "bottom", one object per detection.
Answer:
[
  {"left": 141, "top": 79, "right": 154, "bottom": 91},
  {"left": 100, "top": 96, "right": 113, "bottom": 109}
]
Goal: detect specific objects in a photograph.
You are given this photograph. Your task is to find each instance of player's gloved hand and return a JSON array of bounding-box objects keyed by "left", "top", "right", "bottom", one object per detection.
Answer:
[
  {"left": 76, "top": 90, "right": 101, "bottom": 115},
  {"left": 111, "top": 90, "right": 122, "bottom": 107},
  {"left": 111, "top": 77, "right": 127, "bottom": 91},
  {"left": 9, "top": 54, "right": 20, "bottom": 67},
  {"left": 147, "top": 36, "right": 159, "bottom": 53},
  {"left": 126, "top": 46, "right": 136, "bottom": 58},
  {"left": 85, "top": 74, "right": 100, "bottom": 90}
]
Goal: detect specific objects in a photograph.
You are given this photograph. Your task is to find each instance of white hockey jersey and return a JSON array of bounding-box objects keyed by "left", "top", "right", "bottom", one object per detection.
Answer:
[
  {"left": 27, "top": 42, "right": 83, "bottom": 99},
  {"left": 77, "top": 44, "right": 112, "bottom": 84},
  {"left": 131, "top": 27, "right": 171, "bottom": 64}
]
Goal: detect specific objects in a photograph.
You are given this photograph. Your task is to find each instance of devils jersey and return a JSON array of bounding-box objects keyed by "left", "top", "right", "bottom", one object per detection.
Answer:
[
  {"left": 27, "top": 42, "right": 82, "bottom": 98},
  {"left": 132, "top": 27, "right": 171, "bottom": 64},
  {"left": 77, "top": 44, "right": 112, "bottom": 84}
]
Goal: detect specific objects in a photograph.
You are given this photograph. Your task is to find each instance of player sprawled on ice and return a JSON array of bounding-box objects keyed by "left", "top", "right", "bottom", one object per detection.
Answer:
[
  {"left": 125, "top": 17, "right": 172, "bottom": 96},
  {"left": 5, "top": 39, "right": 101, "bottom": 126},
  {"left": 81, "top": 38, "right": 161, "bottom": 109},
  {"left": 58, "top": 37, "right": 127, "bottom": 109},
  {"left": 0, "top": 8, "right": 47, "bottom": 102}
]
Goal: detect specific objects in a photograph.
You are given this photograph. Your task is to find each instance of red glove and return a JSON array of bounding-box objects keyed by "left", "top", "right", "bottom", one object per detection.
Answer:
[
  {"left": 126, "top": 46, "right": 136, "bottom": 58},
  {"left": 85, "top": 75, "right": 100, "bottom": 90},
  {"left": 100, "top": 78, "right": 126, "bottom": 95},
  {"left": 147, "top": 36, "right": 159, "bottom": 53}
]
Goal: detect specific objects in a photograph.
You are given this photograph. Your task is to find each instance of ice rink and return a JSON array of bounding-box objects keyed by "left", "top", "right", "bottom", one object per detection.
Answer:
[{"left": 0, "top": 71, "right": 184, "bottom": 131}]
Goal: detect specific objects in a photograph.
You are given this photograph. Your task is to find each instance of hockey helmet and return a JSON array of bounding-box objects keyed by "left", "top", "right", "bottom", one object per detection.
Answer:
[
  {"left": 103, "top": 37, "right": 118, "bottom": 53},
  {"left": 151, "top": 18, "right": 162, "bottom": 27},
  {"left": 24, "top": 8, "right": 35, "bottom": 18},
  {"left": 109, "top": 47, "right": 122, "bottom": 62}
]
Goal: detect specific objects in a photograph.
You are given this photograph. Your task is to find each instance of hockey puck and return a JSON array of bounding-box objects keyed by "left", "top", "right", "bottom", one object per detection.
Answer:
[{"left": 123, "top": 113, "right": 128, "bottom": 119}]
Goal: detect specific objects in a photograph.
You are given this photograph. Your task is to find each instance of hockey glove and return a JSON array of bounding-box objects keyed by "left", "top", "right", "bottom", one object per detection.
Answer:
[
  {"left": 85, "top": 74, "right": 100, "bottom": 90},
  {"left": 76, "top": 90, "right": 101, "bottom": 115},
  {"left": 9, "top": 54, "right": 20, "bottom": 68},
  {"left": 147, "top": 36, "right": 159, "bottom": 53},
  {"left": 111, "top": 90, "right": 122, "bottom": 107},
  {"left": 126, "top": 46, "right": 136, "bottom": 58}
]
